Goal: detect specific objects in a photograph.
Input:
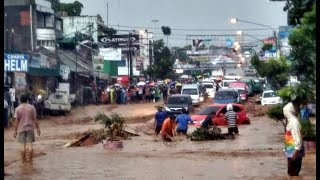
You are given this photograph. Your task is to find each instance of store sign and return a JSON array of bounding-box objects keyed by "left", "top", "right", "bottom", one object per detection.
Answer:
[
  {"left": 93, "top": 56, "right": 104, "bottom": 72},
  {"left": 263, "top": 37, "right": 276, "bottom": 45},
  {"left": 9, "top": 88, "right": 15, "bottom": 102},
  {"left": 60, "top": 65, "right": 70, "bottom": 80},
  {"left": 98, "top": 34, "right": 139, "bottom": 44},
  {"left": 4, "top": 54, "right": 29, "bottom": 72}
]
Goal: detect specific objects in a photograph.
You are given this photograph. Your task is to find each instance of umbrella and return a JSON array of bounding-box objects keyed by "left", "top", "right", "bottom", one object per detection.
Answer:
[
  {"left": 180, "top": 75, "right": 190, "bottom": 79},
  {"left": 137, "top": 81, "right": 146, "bottom": 86}
]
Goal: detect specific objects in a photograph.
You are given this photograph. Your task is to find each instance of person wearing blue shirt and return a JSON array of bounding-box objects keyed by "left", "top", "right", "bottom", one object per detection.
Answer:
[
  {"left": 154, "top": 106, "right": 168, "bottom": 135},
  {"left": 176, "top": 108, "right": 193, "bottom": 135}
]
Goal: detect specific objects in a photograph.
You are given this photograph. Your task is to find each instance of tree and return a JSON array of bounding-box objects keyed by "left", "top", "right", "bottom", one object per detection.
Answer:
[
  {"left": 283, "top": 0, "right": 315, "bottom": 26},
  {"left": 261, "top": 44, "right": 273, "bottom": 51},
  {"left": 161, "top": 26, "right": 171, "bottom": 46},
  {"left": 147, "top": 39, "right": 175, "bottom": 79},
  {"left": 251, "top": 54, "right": 290, "bottom": 90},
  {"left": 49, "top": 0, "right": 84, "bottom": 16},
  {"left": 288, "top": 3, "right": 316, "bottom": 84}
]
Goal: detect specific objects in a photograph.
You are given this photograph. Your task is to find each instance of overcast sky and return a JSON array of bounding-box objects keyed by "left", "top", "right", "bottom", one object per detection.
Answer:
[{"left": 61, "top": 0, "right": 287, "bottom": 47}]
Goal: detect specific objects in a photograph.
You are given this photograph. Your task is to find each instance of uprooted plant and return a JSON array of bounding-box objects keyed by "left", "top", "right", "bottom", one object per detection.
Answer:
[
  {"left": 94, "top": 113, "right": 127, "bottom": 141},
  {"left": 188, "top": 127, "right": 228, "bottom": 141},
  {"left": 266, "top": 104, "right": 287, "bottom": 133}
]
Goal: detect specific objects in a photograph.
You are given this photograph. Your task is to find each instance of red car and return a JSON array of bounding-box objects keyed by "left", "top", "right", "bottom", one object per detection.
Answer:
[
  {"left": 229, "top": 81, "right": 249, "bottom": 102},
  {"left": 190, "top": 103, "right": 250, "bottom": 126}
]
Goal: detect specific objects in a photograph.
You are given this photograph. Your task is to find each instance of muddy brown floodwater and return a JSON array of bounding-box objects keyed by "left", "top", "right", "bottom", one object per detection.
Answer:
[{"left": 4, "top": 101, "right": 316, "bottom": 180}]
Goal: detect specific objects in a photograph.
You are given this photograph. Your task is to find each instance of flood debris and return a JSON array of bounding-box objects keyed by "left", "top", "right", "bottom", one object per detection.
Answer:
[
  {"left": 65, "top": 133, "right": 97, "bottom": 147},
  {"left": 188, "top": 127, "right": 235, "bottom": 141}
]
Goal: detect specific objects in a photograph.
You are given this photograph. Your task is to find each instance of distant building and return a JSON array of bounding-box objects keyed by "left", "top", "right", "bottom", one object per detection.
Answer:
[{"left": 4, "top": 0, "right": 63, "bottom": 52}]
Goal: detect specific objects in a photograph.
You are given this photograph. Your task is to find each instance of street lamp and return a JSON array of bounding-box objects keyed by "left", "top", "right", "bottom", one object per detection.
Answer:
[{"left": 230, "top": 17, "right": 277, "bottom": 49}]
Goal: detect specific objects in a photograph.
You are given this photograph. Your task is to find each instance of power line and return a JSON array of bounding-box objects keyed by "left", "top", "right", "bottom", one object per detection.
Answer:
[{"left": 107, "top": 24, "right": 279, "bottom": 32}]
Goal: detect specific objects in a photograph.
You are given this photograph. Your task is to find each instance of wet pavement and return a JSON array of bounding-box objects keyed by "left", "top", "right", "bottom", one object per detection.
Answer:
[{"left": 4, "top": 113, "right": 316, "bottom": 180}]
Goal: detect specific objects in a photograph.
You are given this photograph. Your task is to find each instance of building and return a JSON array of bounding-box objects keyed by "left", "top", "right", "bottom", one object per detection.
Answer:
[{"left": 4, "top": 0, "right": 63, "bottom": 96}]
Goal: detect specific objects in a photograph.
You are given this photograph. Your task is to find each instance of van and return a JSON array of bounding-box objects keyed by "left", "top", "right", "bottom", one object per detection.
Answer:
[
  {"left": 229, "top": 82, "right": 249, "bottom": 102},
  {"left": 181, "top": 84, "right": 203, "bottom": 106}
]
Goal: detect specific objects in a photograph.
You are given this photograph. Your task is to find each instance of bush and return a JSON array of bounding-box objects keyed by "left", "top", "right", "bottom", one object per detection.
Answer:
[
  {"left": 301, "top": 121, "right": 316, "bottom": 139},
  {"left": 188, "top": 127, "right": 226, "bottom": 141},
  {"left": 266, "top": 104, "right": 287, "bottom": 132},
  {"left": 94, "top": 113, "right": 126, "bottom": 140}
]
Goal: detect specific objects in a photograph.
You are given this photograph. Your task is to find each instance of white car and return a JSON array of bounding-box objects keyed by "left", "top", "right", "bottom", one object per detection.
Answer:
[
  {"left": 260, "top": 90, "right": 283, "bottom": 106},
  {"left": 202, "top": 81, "right": 215, "bottom": 98}
]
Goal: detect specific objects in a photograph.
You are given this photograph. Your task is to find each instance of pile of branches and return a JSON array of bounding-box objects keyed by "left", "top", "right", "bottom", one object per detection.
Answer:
[{"left": 188, "top": 127, "right": 228, "bottom": 141}]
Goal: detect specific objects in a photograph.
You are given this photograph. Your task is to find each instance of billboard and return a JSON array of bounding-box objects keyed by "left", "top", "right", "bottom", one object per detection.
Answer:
[
  {"left": 278, "top": 26, "right": 293, "bottom": 57},
  {"left": 4, "top": 54, "right": 29, "bottom": 72},
  {"left": 99, "top": 48, "right": 122, "bottom": 61},
  {"left": 98, "top": 34, "right": 139, "bottom": 45}
]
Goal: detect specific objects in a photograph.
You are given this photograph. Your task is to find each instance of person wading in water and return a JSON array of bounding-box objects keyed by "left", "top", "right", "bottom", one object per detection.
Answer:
[{"left": 13, "top": 94, "right": 41, "bottom": 163}]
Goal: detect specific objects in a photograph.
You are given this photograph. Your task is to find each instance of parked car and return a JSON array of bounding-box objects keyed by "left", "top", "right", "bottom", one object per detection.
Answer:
[
  {"left": 201, "top": 81, "right": 215, "bottom": 98},
  {"left": 260, "top": 90, "right": 283, "bottom": 106},
  {"left": 181, "top": 84, "right": 203, "bottom": 106},
  {"left": 228, "top": 82, "right": 249, "bottom": 102},
  {"left": 164, "top": 94, "right": 194, "bottom": 114},
  {"left": 213, "top": 88, "right": 240, "bottom": 104},
  {"left": 190, "top": 103, "right": 250, "bottom": 126},
  {"left": 252, "top": 78, "right": 263, "bottom": 94},
  {"left": 224, "top": 73, "right": 241, "bottom": 80}
]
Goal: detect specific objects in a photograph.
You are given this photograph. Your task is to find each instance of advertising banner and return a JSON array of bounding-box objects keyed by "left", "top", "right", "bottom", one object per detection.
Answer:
[
  {"left": 99, "top": 48, "right": 122, "bottom": 61},
  {"left": 98, "top": 34, "right": 139, "bottom": 45},
  {"left": 4, "top": 54, "right": 29, "bottom": 72},
  {"left": 14, "top": 72, "right": 27, "bottom": 91}
]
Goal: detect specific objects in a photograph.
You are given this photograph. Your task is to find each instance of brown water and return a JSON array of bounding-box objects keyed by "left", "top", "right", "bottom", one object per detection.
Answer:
[{"left": 5, "top": 117, "right": 316, "bottom": 180}]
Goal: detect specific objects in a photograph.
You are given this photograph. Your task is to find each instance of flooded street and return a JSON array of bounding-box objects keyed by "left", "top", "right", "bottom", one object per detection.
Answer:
[{"left": 4, "top": 102, "right": 316, "bottom": 179}]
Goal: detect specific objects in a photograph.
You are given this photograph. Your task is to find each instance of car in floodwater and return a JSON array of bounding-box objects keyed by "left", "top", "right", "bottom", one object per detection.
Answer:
[
  {"left": 260, "top": 90, "right": 283, "bottom": 106},
  {"left": 190, "top": 103, "right": 250, "bottom": 126},
  {"left": 164, "top": 94, "right": 194, "bottom": 114},
  {"left": 213, "top": 88, "right": 240, "bottom": 104}
]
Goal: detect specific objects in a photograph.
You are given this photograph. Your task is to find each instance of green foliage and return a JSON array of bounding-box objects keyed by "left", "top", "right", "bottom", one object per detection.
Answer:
[
  {"left": 288, "top": 3, "right": 316, "bottom": 84},
  {"left": 94, "top": 113, "right": 125, "bottom": 140},
  {"left": 147, "top": 39, "right": 175, "bottom": 79},
  {"left": 161, "top": 26, "right": 171, "bottom": 45},
  {"left": 49, "top": 0, "right": 84, "bottom": 16},
  {"left": 266, "top": 104, "right": 287, "bottom": 132},
  {"left": 188, "top": 127, "right": 226, "bottom": 141},
  {"left": 98, "top": 24, "right": 117, "bottom": 36},
  {"left": 261, "top": 44, "right": 273, "bottom": 51},
  {"left": 278, "top": 83, "right": 315, "bottom": 106},
  {"left": 251, "top": 55, "right": 289, "bottom": 90},
  {"left": 283, "top": 0, "right": 315, "bottom": 26},
  {"left": 267, "top": 104, "right": 285, "bottom": 121},
  {"left": 300, "top": 121, "right": 316, "bottom": 139}
]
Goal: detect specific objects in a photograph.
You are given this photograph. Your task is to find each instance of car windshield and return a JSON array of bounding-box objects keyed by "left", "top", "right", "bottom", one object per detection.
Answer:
[
  {"left": 263, "top": 92, "right": 277, "bottom": 98},
  {"left": 203, "top": 84, "right": 213, "bottom": 89},
  {"left": 182, "top": 89, "right": 198, "bottom": 95},
  {"left": 197, "top": 106, "right": 220, "bottom": 115},
  {"left": 238, "top": 89, "right": 246, "bottom": 94},
  {"left": 167, "top": 97, "right": 189, "bottom": 104},
  {"left": 223, "top": 81, "right": 232, "bottom": 87},
  {"left": 215, "top": 91, "right": 235, "bottom": 99}
]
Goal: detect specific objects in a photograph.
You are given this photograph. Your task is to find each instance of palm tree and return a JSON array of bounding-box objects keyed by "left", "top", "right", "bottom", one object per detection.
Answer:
[{"left": 161, "top": 26, "right": 171, "bottom": 46}]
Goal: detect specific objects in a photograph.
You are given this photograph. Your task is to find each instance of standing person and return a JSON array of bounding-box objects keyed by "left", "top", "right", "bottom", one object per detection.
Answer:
[
  {"left": 283, "top": 102, "right": 305, "bottom": 177},
  {"left": 154, "top": 86, "right": 160, "bottom": 102},
  {"left": 154, "top": 106, "right": 168, "bottom": 136},
  {"left": 175, "top": 108, "right": 193, "bottom": 135},
  {"left": 13, "top": 94, "right": 41, "bottom": 163},
  {"left": 145, "top": 86, "right": 151, "bottom": 103},
  {"left": 224, "top": 103, "right": 239, "bottom": 135},
  {"left": 162, "top": 85, "right": 168, "bottom": 103},
  {"left": 161, "top": 114, "right": 176, "bottom": 142}
]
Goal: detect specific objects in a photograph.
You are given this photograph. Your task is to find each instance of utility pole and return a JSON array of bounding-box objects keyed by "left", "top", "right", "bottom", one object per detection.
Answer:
[
  {"left": 129, "top": 33, "right": 133, "bottom": 85},
  {"left": 106, "top": 0, "right": 109, "bottom": 26},
  {"left": 89, "top": 23, "right": 98, "bottom": 103}
]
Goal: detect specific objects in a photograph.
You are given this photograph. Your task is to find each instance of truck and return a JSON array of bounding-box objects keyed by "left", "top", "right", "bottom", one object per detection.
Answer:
[{"left": 211, "top": 68, "right": 224, "bottom": 80}]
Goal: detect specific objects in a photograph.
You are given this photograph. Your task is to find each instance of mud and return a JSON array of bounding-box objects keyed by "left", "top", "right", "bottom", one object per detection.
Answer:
[{"left": 4, "top": 102, "right": 316, "bottom": 179}]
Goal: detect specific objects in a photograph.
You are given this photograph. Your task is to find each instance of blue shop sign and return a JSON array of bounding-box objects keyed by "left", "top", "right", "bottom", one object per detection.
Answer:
[{"left": 4, "top": 54, "right": 29, "bottom": 72}]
